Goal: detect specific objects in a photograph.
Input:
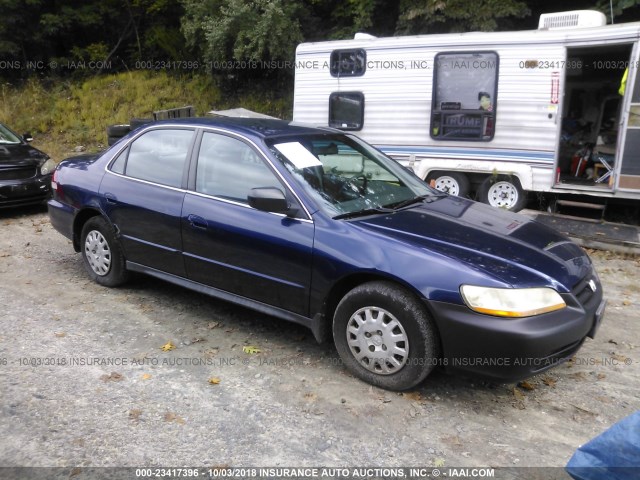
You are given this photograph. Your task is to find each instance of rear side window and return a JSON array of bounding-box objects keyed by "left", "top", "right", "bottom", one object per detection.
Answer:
[
  {"left": 110, "top": 147, "right": 128, "bottom": 174},
  {"left": 329, "top": 92, "right": 364, "bottom": 130},
  {"left": 431, "top": 51, "right": 499, "bottom": 141},
  {"left": 330, "top": 49, "right": 366, "bottom": 77},
  {"left": 123, "top": 129, "right": 194, "bottom": 187}
]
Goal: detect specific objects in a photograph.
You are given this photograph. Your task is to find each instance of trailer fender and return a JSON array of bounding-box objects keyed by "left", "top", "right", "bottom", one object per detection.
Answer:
[{"left": 412, "top": 158, "right": 535, "bottom": 191}]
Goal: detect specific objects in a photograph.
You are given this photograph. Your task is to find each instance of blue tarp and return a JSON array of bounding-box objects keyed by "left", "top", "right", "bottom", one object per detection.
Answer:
[{"left": 566, "top": 411, "right": 640, "bottom": 480}]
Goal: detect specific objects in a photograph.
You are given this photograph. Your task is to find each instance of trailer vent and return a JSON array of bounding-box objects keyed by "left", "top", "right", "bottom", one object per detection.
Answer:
[{"left": 538, "top": 10, "right": 606, "bottom": 30}]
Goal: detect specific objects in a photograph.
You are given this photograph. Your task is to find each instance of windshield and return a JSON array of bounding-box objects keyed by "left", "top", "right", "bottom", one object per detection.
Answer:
[
  {"left": 0, "top": 124, "right": 22, "bottom": 144},
  {"left": 267, "top": 134, "right": 436, "bottom": 217}
]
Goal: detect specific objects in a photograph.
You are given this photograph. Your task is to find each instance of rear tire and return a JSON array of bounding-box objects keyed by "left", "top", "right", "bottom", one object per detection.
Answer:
[
  {"left": 333, "top": 281, "right": 439, "bottom": 391},
  {"left": 477, "top": 174, "right": 526, "bottom": 212},
  {"left": 80, "top": 217, "right": 129, "bottom": 287}
]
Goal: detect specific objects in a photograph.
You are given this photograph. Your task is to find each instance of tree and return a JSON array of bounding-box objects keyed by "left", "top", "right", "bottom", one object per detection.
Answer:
[
  {"left": 594, "top": 0, "right": 640, "bottom": 23},
  {"left": 0, "top": 0, "right": 187, "bottom": 79},
  {"left": 319, "top": 0, "right": 398, "bottom": 39},
  {"left": 396, "top": 0, "right": 530, "bottom": 34},
  {"left": 181, "top": 0, "right": 303, "bottom": 67}
]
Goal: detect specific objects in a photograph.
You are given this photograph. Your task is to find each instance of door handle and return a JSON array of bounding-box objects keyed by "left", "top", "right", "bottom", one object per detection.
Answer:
[{"left": 187, "top": 214, "right": 208, "bottom": 230}]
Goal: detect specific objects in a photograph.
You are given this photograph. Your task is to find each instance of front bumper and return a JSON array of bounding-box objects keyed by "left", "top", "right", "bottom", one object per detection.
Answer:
[
  {"left": 429, "top": 278, "right": 605, "bottom": 382},
  {"left": 0, "top": 175, "right": 52, "bottom": 208}
]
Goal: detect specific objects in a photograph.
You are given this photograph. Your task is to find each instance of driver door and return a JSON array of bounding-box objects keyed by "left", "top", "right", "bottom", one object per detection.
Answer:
[{"left": 181, "top": 131, "right": 314, "bottom": 315}]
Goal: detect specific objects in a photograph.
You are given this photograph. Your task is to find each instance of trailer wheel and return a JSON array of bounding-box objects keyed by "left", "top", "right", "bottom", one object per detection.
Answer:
[
  {"left": 130, "top": 117, "right": 154, "bottom": 130},
  {"left": 106, "top": 124, "right": 131, "bottom": 137},
  {"left": 477, "top": 175, "right": 526, "bottom": 212},
  {"left": 426, "top": 172, "right": 470, "bottom": 197}
]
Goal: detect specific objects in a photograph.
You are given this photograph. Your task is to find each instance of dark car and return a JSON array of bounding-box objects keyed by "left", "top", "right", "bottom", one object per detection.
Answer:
[
  {"left": 48, "top": 118, "right": 606, "bottom": 390},
  {"left": 0, "top": 123, "right": 55, "bottom": 208}
]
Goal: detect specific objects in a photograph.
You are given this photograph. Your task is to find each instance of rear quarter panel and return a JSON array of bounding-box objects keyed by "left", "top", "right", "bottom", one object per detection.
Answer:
[{"left": 48, "top": 153, "right": 111, "bottom": 242}]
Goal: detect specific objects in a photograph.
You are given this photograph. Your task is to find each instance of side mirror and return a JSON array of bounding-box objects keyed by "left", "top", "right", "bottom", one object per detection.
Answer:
[
  {"left": 248, "top": 187, "right": 291, "bottom": 214},
  {"left": 23, "top": 133, "right": 33, "bottom": 142}
]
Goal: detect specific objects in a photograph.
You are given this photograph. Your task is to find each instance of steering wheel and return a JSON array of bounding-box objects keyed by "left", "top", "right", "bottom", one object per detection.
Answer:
[{"left": 344, "top": 173, "right": 369, "bottom": 195}]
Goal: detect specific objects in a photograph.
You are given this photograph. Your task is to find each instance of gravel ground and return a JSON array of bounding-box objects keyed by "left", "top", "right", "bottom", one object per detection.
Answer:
[{"left": 0, "top": 205, "right": 638, "bottom": 471}]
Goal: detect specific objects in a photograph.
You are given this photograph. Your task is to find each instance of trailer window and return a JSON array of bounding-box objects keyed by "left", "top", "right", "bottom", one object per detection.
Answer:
[
  {"left": 329, "top": 92, "right": 365, "bottom": 130},
  {"left": 431, "top": 51, "right": 499, "bottom": 141},
  {"left": 330, "top": 49, "right": 366, "bottom": 77}
]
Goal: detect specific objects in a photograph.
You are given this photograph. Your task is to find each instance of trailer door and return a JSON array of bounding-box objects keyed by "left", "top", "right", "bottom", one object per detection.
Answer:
[{"left": 617, "top": 42, "right": 640, "bottom": 192}]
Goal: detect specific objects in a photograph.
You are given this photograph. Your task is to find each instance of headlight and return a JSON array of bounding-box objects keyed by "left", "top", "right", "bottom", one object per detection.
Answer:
[
  {"left": 40, "top": 158, "right": 56, "bottom": 176},
  {"left": 460, "top": 285, "right": 566, "bottom": 318}
]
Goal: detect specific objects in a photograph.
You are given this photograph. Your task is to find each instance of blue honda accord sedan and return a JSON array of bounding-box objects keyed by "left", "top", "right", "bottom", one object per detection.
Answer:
[{"left": 48, "top": 118, "right": 606, "bottom": 390}]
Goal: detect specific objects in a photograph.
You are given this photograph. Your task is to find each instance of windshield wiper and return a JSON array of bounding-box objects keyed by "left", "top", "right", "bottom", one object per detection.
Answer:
[
  {"left": 333, "top": 206, "right": 395, "bottom": 220},
  {"left": 386, "top": 193, "right": 445, "bottom": 210}
]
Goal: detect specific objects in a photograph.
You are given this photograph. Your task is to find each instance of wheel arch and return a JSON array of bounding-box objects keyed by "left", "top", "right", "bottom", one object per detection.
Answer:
[
  {"left": 415, "top": 159, "right": 534, "bottom": 190},
  {"left": 316, "top": 272, "right": 442, "bottom": 349},
  {"left": 72, "top": 208, "right": 104, "bottom": 252}
]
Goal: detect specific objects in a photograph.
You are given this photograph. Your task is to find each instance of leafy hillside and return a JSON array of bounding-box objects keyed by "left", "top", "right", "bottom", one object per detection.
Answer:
[{"left": 0, "top": 71, "right": 292, "bottom": 162}]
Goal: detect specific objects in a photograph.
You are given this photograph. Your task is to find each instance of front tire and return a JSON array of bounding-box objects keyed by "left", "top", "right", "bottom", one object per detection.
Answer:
[
  {"left": 333, "top": 281, "right": 439, "bottom": 391},
  {"left": 80, "top": 217, "right": 129, "bottom": 287}
]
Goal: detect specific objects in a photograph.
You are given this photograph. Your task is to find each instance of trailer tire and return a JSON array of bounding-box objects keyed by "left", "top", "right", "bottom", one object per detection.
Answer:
[
  {"left": 106, "top": 124, "right": 131, "bottom": 137},
  {"left": 130, "top": 118, "right": 154, "bottom": 130},
  {"left": 477, "top": 175, "right": 526, "bottom": 212},
  {"left": 426, "top": 171, "right": 470, "bottom": 197},
  {"left": 107, "top": 136, "right": 120, "bottom": 146}
]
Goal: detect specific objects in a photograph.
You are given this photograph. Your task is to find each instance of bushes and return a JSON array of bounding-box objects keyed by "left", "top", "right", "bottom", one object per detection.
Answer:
[{"left": 0, "top": 71, "right": 292, "bottom": 162}]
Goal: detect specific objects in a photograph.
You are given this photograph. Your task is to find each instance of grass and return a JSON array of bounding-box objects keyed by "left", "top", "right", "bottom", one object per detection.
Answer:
[{"left": 0, "top": 72, "right": 293, "bottom": 162}]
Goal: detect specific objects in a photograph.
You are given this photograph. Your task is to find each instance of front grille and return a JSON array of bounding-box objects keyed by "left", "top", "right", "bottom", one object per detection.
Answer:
[{"left": 0, "top": 167, "right": 37, "bottom": 180}]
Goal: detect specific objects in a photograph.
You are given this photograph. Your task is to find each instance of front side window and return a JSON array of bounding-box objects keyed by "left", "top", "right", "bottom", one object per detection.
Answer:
[
  {"left": 431, "top": 51, "right": 499, "bottom": 141},
  {"left": 195, "top": 132, "right": 283, "bottom": 204},
  {"left": 329, "top": 92, "right": 365, "bottom": 130},
  {"left": 330, "top": 49, "right": 366, "bottom": 77},
  {"left": 123, "top": 129, "right": 194, "bottom": 187}
]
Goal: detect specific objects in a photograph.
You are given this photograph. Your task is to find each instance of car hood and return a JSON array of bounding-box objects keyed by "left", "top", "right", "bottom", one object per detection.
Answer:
[
  {"left": 0, "top": 143, "right": 48, "bottom": 166},
  {"left": 352, "top": 196, "right": 592, "bottom": 292}
]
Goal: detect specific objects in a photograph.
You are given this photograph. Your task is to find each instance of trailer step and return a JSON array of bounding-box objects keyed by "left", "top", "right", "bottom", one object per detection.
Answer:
[
  {"left": 555, "top": 200, "right": 606, "bottom": 211},
  {"left": 549, "top": 199, "right": 607, "bottom": 222}
]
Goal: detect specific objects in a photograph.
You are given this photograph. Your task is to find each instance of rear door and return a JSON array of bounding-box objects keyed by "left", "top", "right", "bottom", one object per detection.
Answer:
[
  {"left": 100, "top": 127, "right": 195, "bottom": 276},
  {"left": 181, "top": 131, "right": 314, "bottom": 315}
]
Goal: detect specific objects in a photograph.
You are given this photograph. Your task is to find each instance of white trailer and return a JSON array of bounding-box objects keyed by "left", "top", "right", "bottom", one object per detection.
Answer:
[{"left": 293, "top": 10, "right": 640, "bottom": 211}]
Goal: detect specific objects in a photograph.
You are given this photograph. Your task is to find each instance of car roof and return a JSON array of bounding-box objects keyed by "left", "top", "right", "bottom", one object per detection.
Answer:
[{"left": 150, "top": 117, "right": 341, "bottom": 140}]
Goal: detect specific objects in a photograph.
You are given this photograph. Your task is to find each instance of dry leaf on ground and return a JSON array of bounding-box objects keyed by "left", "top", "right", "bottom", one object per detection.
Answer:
[{"left": 100, "top": 372, "right": 124, "bottom": 382}]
